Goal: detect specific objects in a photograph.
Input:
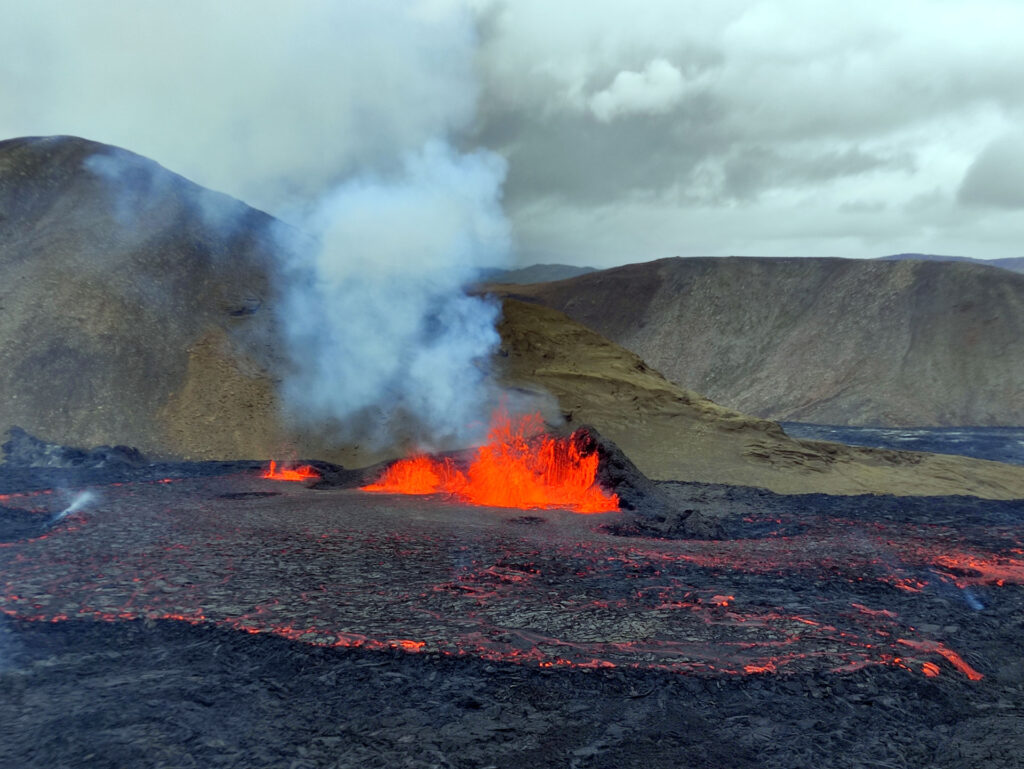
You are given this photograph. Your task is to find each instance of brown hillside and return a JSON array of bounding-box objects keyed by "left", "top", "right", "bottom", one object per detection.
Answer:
[
  {"left": 491, "top": 257, "right": 1024, "bottom": 427},
  {"left": 3, "top": 135, "right": 1024, "bottom": 498},
  {"left": 497, "top": 299, "right": 1024, "bottom": 499},
  {"left": 0, "top": 135, "right": 296, "bottom": 460}
]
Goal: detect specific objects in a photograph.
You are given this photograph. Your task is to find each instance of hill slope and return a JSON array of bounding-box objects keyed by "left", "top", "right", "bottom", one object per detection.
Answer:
[
  {"left": 492, "top": 257, "right": 1024, "bottom": 427},
  {"left": 481, "top": 263, "right": 597, "bottom": 284},
  {"left": 3, "top": 135, "right": 1024, "bottom": 498},
  {"left": 0, "top": 135, "right": 292, "bottom": 458},
  {"left": 497, "top": 299, "right": 1024, "bottom": 497}
]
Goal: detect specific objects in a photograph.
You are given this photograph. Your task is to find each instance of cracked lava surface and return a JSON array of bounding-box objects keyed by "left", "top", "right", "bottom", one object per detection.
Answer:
[{"left": 3, "top": 470, "right": 1023, "bottom": 681}]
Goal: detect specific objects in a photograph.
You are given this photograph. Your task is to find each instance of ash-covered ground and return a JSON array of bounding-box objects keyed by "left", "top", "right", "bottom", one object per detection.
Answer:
[{"left": 2, "top": 461, "right": 1024, "bottom": 768}]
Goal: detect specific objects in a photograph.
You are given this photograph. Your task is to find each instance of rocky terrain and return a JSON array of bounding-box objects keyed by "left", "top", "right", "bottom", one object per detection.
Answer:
[{"left": 490, "top": 256, "right": 1024, "bottom": 427}]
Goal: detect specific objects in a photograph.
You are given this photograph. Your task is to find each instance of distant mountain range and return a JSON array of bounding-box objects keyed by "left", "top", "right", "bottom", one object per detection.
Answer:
[
  {"left": 880, "top": 253, "right": 1024, "bottom": 273},
  {"left": 489, "top": 256, "right": 1024, "bottom": 427},
  {"left": 490, "top": 254, "right": 1024, "bottom": 282},
  {"left": 481, "top": 263, "right": 597, "bottom": 284}
]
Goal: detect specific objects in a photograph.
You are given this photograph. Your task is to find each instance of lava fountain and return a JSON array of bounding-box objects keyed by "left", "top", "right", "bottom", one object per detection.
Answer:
[
  {"left": 362, "top": 411, "right": 619, "bottom": 513},
  {"left": 262, "top": 461, "right": 320, "bottom": 482}
]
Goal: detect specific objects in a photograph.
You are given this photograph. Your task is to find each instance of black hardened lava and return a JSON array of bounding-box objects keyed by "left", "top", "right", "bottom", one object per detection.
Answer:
[
  {"left": 1, "top": 610, "right": 1022, "bottom": 768},
  {"left": 3, "top": 445, "right": 1024, "bottom": 767}
]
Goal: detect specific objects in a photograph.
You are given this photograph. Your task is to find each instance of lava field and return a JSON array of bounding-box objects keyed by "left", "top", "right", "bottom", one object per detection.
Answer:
[{"left": 2, "top": 463, "right": 1024, "bottom": 768}]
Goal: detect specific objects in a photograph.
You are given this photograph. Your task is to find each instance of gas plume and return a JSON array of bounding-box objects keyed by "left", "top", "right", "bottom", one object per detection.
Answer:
[
  {"left": 275, "top": 142, "right": 511, "bottom": 448},
  {"left": 57, "top": 2, "right": 516, "bottom": 449},
  {"left": 51, "top": 490, "right": 97, "bottom": 525}
]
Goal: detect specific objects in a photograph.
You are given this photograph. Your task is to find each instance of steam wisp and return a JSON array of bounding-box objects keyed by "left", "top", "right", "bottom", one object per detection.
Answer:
[{"left": 50, "top": 490, "right": 97, "bottom": 525}]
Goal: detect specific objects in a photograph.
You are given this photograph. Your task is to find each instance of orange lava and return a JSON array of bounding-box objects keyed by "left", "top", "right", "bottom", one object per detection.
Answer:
[
  {"left": 897, "top": 638, "right": 984, "bottom": 681},
  {"left": 931, "top": 552, "right": 1024, "bottom": 587},
  {"left": 262, "top": 461, "right": 320, "bottom": 482},
  {"left": 362, "top": 411, "right": 619, "bottom": 514}
]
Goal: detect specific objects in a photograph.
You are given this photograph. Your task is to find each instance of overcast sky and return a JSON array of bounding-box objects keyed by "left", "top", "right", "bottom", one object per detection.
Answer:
[{"left": 3, "top": 0, "right": 1023, "bottom": 267}]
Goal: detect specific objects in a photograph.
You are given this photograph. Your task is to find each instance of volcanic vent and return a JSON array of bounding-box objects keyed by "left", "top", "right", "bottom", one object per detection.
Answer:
[{"left": 361, "top": 411, "right": 619, "bottom": 514}]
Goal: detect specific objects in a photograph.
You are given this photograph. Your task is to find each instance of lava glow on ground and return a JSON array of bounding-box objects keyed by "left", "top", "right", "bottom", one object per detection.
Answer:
[{"left": 3, "top": 469, "right": 1023, "bottom": 683}]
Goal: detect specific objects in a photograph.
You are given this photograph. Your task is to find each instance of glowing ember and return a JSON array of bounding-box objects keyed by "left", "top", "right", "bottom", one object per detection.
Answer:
[
  {"left": 362, "top": 411, "right": 619, "bottom": 513},
  {"left": 262, "top": 461, "right": 320, "bottom": 481}
]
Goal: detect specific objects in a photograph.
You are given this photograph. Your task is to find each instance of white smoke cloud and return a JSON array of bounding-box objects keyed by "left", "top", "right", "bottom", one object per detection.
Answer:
[
  {"left": 277, "top": 142, "right": 510, "bottom": 448},
  {"left": 1, "top": 0, "right": 516, "bottom": 449},
  {"left": 589, "top": 59, "right": 689, "bottom": 122},
  {"left": 51, "top": 490, "right": 97, "bottom": 524}
]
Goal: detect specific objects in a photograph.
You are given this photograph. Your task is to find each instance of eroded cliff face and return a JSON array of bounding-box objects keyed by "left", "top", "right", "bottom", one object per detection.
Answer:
[{"left": 495, "top": 256, "right": 1024, "bottom": 427}]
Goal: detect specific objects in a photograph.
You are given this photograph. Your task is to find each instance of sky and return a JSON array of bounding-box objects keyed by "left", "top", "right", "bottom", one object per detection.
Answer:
[{"left": 3, "top": 0, "right": 1024, "bottom": 268}]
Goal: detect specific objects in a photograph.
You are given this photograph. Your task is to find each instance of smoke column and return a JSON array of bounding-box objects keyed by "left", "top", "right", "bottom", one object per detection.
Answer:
[
  {"left": 2, "top": 2, "right": 515, "bottom": 448},
  {"left": 277, "top": 142, "right": 511, "bottom": 447}
]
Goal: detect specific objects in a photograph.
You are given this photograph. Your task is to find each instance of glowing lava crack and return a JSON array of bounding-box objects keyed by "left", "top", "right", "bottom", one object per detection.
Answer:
[{"left": 361, "top": 411, "right": 619, "bottom": 513}]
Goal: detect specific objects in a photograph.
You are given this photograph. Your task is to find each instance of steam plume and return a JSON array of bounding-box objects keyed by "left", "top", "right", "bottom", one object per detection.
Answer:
[
  {"left": 276, "top": 142, "right": 511, "bottom": 447},
  {"left": 51, "top": 490, "right": 97, "bottom": 525},
  {"left": 47, "top": 2, "right": 516, "bottom": 449}
]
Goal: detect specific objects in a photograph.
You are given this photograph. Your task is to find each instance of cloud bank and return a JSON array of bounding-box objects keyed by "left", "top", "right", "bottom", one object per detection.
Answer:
[
  {"left": 4, "top": 0, "right": 1024, "bottom": 270},
  {"left": 471, "top": 0, "right": 1024, "bottom": 263}
]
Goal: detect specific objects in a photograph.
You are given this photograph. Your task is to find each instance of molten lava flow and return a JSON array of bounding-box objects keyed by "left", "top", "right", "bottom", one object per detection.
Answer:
[
  {"left": 362, "top": 411, "right": 618, "bottom": 513},
  {"left": 262, "top": 461, "right": 320, "bottom": 481}
]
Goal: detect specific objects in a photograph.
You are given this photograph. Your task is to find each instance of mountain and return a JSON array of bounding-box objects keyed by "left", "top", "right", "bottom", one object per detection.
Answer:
[
  {"left": 497, "top": 298, "right": 1024, "bottom": 497},
  {"left": 880, "top": 253, "right": 1024, "bottom": 274},
  {"left": 480, "top": 263, "right": 597, "bottom": 284},
  {"left": 0, "top": 135, "right": 292, "bottom": 459},
  {"left": 3, "top": 135, "right": 1024, "bottom": 498},
  {"left": 489, "top": 256, "right": 1024, "bottom": 427}
]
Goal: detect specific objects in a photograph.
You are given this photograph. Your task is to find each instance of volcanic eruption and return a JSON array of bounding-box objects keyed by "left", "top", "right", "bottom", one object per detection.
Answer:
[
  {"left": 262, "top": 461, "right": 320, "bottom": 482},
  {"left": 362, "top": 410, "right": 619, "bottom": 513}
]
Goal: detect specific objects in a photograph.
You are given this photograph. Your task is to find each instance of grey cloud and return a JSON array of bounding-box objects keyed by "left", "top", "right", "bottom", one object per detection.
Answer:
[
  {"left": 475, "top": 94, "right": 730, "bottom": 206},
  {"left": 839, "top": 199, "right": 887, "bottom": 214},
  {"left": 6, "top": 0, "right": 1024, "bottom": 271},
  {"left": 473, "top": 2, "right": 993, "bottom": 213},
  {"left": 721, "top": 146, "right": 914, "bottom": 201},
  {"left": 958, "top": 133, "right": 1024, "bottom": 209}
]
